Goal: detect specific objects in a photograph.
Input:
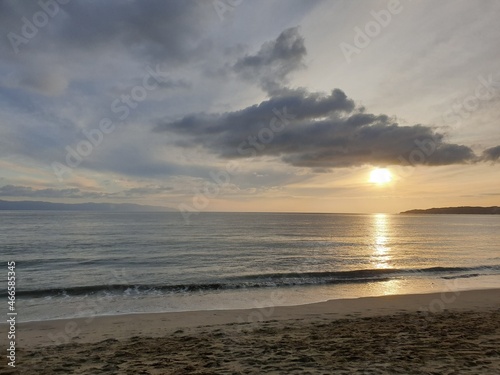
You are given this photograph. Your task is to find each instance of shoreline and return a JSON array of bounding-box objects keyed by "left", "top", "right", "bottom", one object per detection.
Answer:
[
  {"left": 13, "top": 273, "right": 500, "bottom": 323},
  {"left": 14, "top": 288, "right": 500, "bottom": 348}
]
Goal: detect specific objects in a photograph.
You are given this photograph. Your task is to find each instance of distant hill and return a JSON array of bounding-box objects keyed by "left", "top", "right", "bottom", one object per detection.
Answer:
[
  {"left": 0, "top": 199, "right": 171, "bottom": 212},
  {"left": 400, "top": 206, "right": 500, "bottom": 215}
]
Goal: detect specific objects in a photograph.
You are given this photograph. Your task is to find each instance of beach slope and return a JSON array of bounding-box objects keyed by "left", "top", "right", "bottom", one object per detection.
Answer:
[{"left": 2, "top": 289, "right": 499, "bottom": 374}]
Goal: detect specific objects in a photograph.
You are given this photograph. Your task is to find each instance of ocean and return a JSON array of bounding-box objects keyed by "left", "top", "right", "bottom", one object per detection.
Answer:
[{"left": 1, "top": 211, "right": 499, "bottom": 322}]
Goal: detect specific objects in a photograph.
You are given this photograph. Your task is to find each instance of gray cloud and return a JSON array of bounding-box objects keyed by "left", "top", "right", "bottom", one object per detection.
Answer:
[
  {"left": 232, "top": 26, "right": 307, "bottom": 94},
  {"left": 1, "top": 0, "right": 211, "bottom": 62},
  {"left": 156, "top": 88, "right": 354, "bottom": 137},
  {"left": 481, "top": 145, "right": 500, "bottom": 162},
  {"left": 155, "top": 88, "right": 493, "bottom": 169}
]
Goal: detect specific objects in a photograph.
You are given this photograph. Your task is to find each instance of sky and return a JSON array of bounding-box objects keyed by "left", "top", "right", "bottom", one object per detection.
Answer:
[{"left": 0, "top": 0, "right": 499, "bottom": 214}]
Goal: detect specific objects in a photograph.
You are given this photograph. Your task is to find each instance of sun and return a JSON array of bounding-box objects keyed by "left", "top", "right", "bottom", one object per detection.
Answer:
[{"left": 369, "top": 168, "right": 392, "bottom": 185}]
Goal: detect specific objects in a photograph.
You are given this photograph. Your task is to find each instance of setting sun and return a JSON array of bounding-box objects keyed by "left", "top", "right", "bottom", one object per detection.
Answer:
[{"left": 369, "top": 168, "right": 392, "bottom": 185}]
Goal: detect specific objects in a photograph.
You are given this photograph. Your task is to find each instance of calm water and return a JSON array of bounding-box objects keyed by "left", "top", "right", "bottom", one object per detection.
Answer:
[{"left": 1, "top": 211, "right": 499, "bottom": 321}]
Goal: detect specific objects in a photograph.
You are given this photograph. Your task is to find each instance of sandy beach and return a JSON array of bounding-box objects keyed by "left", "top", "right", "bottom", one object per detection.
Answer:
[{"left": 2, "top": 289, "right": 499, "bottom": 374}]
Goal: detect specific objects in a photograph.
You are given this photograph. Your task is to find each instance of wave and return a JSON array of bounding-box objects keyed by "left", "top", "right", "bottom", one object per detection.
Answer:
[{"left": 4, "top": 265, "right": 500, "bottom": 299}]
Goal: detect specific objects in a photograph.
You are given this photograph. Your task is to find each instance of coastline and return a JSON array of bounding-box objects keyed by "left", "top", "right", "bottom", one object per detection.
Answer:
[{"left": 2, "top": 289, "right": 499, "bottom": 374}]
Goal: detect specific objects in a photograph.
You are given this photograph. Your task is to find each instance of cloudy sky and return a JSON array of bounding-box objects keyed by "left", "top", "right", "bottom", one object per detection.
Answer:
[{"left": 1, "top": 0, "right": 499, "bottom": 213}]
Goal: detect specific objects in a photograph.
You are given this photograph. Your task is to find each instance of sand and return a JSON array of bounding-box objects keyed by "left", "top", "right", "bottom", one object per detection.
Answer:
[{"left": 1, "top": 289, "right": 499, "bottom": 374}]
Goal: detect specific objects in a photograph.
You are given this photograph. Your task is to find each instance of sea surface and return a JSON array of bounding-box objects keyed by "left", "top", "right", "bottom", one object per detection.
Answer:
[{"left": 1, "top": 211, "right": 499, "bottom": 322}]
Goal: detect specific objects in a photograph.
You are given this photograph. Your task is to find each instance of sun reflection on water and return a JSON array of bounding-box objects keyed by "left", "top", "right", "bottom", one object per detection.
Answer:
[
  {"left": 368, "top": 214, "right": 406, "bottom": 295},
  {"left": 371, "top": 214, "right": 391, "bottom": 269}
]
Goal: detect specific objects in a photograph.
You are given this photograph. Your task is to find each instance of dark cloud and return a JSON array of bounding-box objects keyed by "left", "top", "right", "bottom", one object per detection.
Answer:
[
  {"left": 62, "top": 1, "right": 210, "bottom": 61},
  {"left": 232, "top": 27, "right": 307, "bottom": 94},
  {"left": 156, "top": 88, "right": 354, "bottom": 156},
  {"left": 0, "top": 0, "right": 210, "bottom": 103},
  {"left": 481, "top": 145, "right": 500, "bottom": 162},
  {"left": 1, "top": 0, "right": 211, "bottom": 62},
  {"left": 155, "top": 88, "right": 493, "bottom": 169}
]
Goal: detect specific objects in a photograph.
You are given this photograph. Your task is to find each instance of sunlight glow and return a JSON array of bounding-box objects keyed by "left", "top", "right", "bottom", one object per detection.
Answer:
[{"left": 369, "top": 168, "right": 392, "bottom": 185}]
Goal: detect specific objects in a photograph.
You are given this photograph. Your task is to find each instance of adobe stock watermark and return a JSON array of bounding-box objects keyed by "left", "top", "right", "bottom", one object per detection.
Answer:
[
  {"left": 340, "top": 0, "right": 410, "bottom": 64},
  {"left": 51, "top": 65, "right": 170, "bottom": 181},
  {"left": 442, "top": 74, "right": 500, "bottom": 127},
  {"left": 178, "top": 107, "right": 295, "bottom": 224},
  {"left": 7, "top": 0, "right": 72, "bottom": 54},
  {"left": 213, "top": 0, "right": 243, "bottom": 21}
]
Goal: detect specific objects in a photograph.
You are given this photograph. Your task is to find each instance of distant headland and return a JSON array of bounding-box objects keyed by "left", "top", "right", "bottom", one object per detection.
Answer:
[
  {"left": 0, "top": 199, "right": 171, "bottom": 212},
  {"left": 400, "top": 206, "right": 500, "bottom": 215}
]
